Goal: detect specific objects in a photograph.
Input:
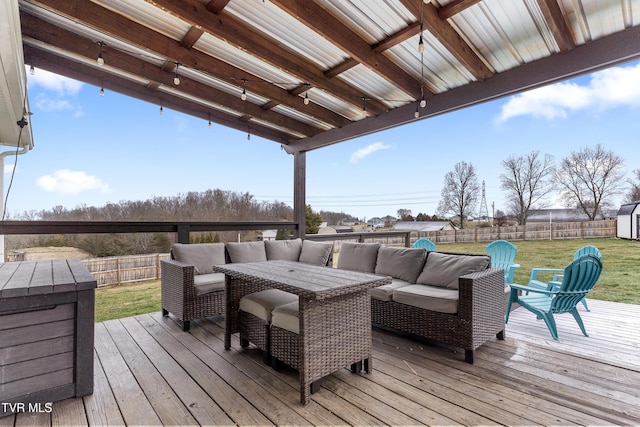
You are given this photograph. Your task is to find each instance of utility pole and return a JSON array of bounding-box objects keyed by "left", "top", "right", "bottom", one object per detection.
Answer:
[{"left": 478, "top": 180, "right": 489, "bottom": 224}]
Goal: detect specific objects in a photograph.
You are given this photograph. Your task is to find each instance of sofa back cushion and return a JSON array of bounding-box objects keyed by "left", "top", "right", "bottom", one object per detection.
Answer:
[
  {"left": 225, "top": 241, "right": 267, "bottom": 263},
  {"left": 375, "top": 246, "right": 426, "bottom": 283},
  {"left": 265, "top": 238, "right": 303, "bottom": 261},
  {"left": 416, "top": 252, "right": 490, "bottom": 289},
  {"left": 171, "top": 243, "right": 226, "bottom": 275},
  {"left": 337, "top": 242, "right": 380, "bottom": 273},
  {"left": 298, "top": 240, "right": 333, "bottom": 266}
]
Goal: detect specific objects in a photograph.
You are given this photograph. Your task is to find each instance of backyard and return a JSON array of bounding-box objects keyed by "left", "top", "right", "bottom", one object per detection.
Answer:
[{"left": 94, "top": 237, "right": 639, "bottom": 322}]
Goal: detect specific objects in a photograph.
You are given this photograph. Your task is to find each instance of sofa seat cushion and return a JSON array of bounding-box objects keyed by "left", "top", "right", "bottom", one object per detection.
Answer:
[
  {"left": 265, "top": 238, "right": 302, "bottom": 261},
  {"left": 172, "top": 243, "right": 226, "bottom": 274},
  {"left": 375, "top": 246, "right": 426, "bottom": 283},
  {"left": 392, "top": 284, "right": 459, "bottom": 314},
  {"left": 299, "top": 240, "right": 333, "bottom": 266},
  {"left": 271, "top": 300, "right": 299, "bottom": 333},
  {"left": 371, "top": 278, "right": 412, "bottom": 301},
  {"left": 337, "top": 242, "right": 380, "bottom": 273},
  {"left": 416, "top": 252, "right": 490, "bottom": 289},
  {"left": 239, "top": 289, "right": 298, "bottom": 322},
  {"left": 193, "top": 273, "right": 226, "bottom": 296},
  {"left": 226, "top": 241, "right": 267, "bottom": 263}
]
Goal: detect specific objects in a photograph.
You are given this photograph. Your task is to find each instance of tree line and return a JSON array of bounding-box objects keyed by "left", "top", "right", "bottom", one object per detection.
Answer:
[{"left": 435, "top": 144, "right": 637, "bottom": 228}]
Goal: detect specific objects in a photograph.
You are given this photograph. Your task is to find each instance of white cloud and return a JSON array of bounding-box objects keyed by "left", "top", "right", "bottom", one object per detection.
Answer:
[
  {"left": 26, "top": 67, "right": 83, "bottom": 96},
  {"left": 495, "top": 63, "right": 640, "bottom": 123},
  {"left": 350, "top": 142, "right": 391, "bottom": 163},
  {"left": 4, "top": 164, "right": 15, "bottom": 174},
  {"left": 37, "top": 169, "right": 110, "bottom": 195},
  {"left": 34, "top": 95, "right": 74, "bottom": 112}
]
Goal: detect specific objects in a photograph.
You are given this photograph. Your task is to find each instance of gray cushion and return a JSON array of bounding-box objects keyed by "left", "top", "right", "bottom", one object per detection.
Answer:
[
  {"left": 239, "top": 289, "right": 297, "bottom": 322},
  {"left": 193, "top": 273, "right": 225, "bottom": 296},
  {"left": 375, "top": 246, "right": 426, "bottom": 283},
  {"left": 392, "top": 284, "right": 459, "bottom": 314},
  {"left": 225, "top": 241, "right": 267, "bottom": 263},
  {"left": 416, "top": 252, "right": 490, "bottom": 289},
  {"left": 171, "top": 243, "right": 226, "bottom": 275},
  {"left": 370, "top": 278, "right": 412, "bottom": 301},
  {"left": 337, "top": 242, "right": 380, "bottom": 273},
  {"left": 265, "top": 238, "right": 302, "bottom": 261},
  {"left": 298, "top": 240, "right": 333, "bottom": 266},
  {"left": 271, "top": 300, "right": 299, "bottom": 333}
]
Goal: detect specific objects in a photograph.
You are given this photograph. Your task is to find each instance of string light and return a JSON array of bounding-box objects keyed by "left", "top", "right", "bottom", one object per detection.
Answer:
[
  {"left": 208, "top": 113, "right": 212, "bottom": 128},
  {"left": 100, "top": 86, "right": 105, "bottom": 96},
  {"left": 159, "top": 105, "right": 163, "bottom": 115},
  {"left": 414, "top": 102, "right": 420, "bottom": 118},
  {"left": 173, "top": 62, "right": 180, "bottom": 85},
  {"left": 304, "top": 92, "right": 309, "bottom": 105},
  {"left": 29, "top": 65, "right": 35, "bottom": 75},
  {"left": 97, "top": 41, "right": 105, "bottom": 65},
  {"left": 420, "top": 98, "right": 427, "bottom": 108},
  {"left": 241, "top": 78, "right": 247, "bottom": 101},
  {"left": 361, "top": 97, "right": 367, "bottom": 116}
]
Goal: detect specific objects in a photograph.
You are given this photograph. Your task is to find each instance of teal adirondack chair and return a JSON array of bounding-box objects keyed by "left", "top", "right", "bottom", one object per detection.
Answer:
[
  {"left": 412, "top": 238, "right": 436, "bottom": 251},
  {"left": 506, "top": 254, "right": 602, "bottom": 340},
  {"left": 486, "top": 240, "right": 520, "bottom": 285},
  {"left": 528, "top": 245, "right": 602, "bottom": 311}
]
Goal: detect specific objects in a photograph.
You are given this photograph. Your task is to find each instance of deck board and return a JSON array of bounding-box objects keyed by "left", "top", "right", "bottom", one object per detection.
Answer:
[{"left": 4, "top": 299, "right": 640, "bottom": 426}]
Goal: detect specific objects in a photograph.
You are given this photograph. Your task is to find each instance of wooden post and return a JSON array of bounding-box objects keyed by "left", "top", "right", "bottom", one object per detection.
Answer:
[{"left": 293, "top": 151, "right": 306, "bottom": 239}]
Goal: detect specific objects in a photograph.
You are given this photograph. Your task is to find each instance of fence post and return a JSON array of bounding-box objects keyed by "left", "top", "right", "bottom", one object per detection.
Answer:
[{"left": 156, "top": 253, "right": 160, "bottom": 279}]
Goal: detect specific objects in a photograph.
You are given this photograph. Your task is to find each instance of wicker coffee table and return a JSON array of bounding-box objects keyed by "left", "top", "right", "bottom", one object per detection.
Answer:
[{"left": 214, "top": 259, "right": 391, "bottom": 404}]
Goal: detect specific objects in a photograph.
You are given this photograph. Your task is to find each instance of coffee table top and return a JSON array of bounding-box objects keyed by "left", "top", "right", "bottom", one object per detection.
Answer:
[{"left": 214, "top": 259, "right": 390, "bottom": 300}]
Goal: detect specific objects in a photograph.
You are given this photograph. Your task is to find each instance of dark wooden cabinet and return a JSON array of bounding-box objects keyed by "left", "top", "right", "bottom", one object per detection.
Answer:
[{"left": 0, "top": 260, "right": 96, "bottom": 417}]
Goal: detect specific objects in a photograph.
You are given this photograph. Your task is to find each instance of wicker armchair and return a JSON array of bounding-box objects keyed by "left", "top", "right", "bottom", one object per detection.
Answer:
[{"left": 161, "top": 243, "right": 226, "bottom": 331}]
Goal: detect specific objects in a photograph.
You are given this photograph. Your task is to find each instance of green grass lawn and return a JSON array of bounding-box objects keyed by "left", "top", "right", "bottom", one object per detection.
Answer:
[{"left": 94, "top": 237, "right": 639, "bottom": 322}]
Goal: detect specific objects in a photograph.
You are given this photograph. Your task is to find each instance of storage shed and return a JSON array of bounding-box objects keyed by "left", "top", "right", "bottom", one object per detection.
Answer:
[{"left": 616, "top": 201, "right": 640, "bottom": 239}]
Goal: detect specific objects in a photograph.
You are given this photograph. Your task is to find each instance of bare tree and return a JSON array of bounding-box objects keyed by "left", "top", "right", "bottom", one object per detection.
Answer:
[
  {"left": 626, "top": 168, "right": 640, "bottom": 203},
  {"left": 397, "top": 209, "right": 413, "bottom": 221},
  {"left": 436, "top": 161, "right": 479, "bottom": 229},
  {"left": 500, "top": 151, "right": 556, "bottom": 225},
  {"left": 555, "top": 144, "right": 626, "bottom": 220}
]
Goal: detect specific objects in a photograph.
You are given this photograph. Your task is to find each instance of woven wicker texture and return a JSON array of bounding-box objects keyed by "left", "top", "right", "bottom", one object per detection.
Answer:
[
  {"left": 214, "top": 260, "right": 390, "bottom": 404},
  {"left": 161, "top": 259, "right": 224, "bottom": 331},
  {"left": 371, "top": 267, "right": 505, "bottom": 363}
]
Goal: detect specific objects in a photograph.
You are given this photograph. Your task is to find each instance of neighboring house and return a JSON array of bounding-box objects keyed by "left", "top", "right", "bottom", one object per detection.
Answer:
[
  {"left": 260, "top": 230, "right": 277, "bottom": 241},
  {"left": 367, "top": 217, "right": 385, "bottom": 229},
  {"left": 392, "top": 221, "right": 454, "bottom": 232},
  {"left": 617, "top": 201, "right": 640, "bottom": 240}
]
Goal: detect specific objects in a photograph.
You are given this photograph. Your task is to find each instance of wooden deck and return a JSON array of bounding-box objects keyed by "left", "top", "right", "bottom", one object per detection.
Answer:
[{"left": 2, "top": 299, "right": 639, "bottom": 426}]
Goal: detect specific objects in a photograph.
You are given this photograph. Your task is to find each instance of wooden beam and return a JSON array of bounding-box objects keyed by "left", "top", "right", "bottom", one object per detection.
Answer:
[
  {"left": 293, "top": 151, "right": 306, "bottom": 239},
  {"left": 271, "top": 0, "right": 422, "bottom": 99},
  {"left": 205, "top": 0, "right": 231, "bottom": 14},
  {"left": 23, "top": 46, "right": 296, "bottom": 144},
  {"left": 439, "top": 0, "right": 482, "bottom": 20},
  {"left": 180, "top": 26, "right": 204, "bottom": 49},
  {"left": 21, "top": 13, "right": 321, "bottom": 138},
  {"left": 536, "top": 0, "right": 576, "bottom": 52},
  {"left": 400, "top": 0, "right": 493, "bottom": 82},
  {"left": 285, "top": 24, "right": 640, "bottom": 152},
  {"left": 30, "top": 0, "right": 351, "bottom": 129},
  {"left": 141, "top": 0, "right": 388, "bottom": 116}
]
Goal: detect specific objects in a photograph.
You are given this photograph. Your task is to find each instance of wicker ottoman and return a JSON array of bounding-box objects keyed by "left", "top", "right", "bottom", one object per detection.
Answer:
[
  {"left": 239, "top": 289, "right": 297, "bottom": 364},
  {"left": 270, "top": 301, "right": 300, "bottom": 370}
]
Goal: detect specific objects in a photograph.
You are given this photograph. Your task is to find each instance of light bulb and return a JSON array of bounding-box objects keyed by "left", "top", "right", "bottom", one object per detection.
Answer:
[
  {"left": 29, "top": 65, "right": 35, "bottom": 75},
  {"left": 247, "top": 131, "right": 251, "bottom": 140},
  {"left": 159, "top": 106, "right": 163, "bottom": 115},
  {"left": 173, "top": 76, "right": 180, "bottom": 85},
  {"left": 414, "top": 110, "right": 420, "bottom": 119},
  {"left": 208, "top": 120, "right": 212, "bottom": 128},
  {"left": 241, "top": 88, "right": 247, "bottom": 101},
  {"left": 304, "top": 93, "right": 309, "bottom": 105},
  {"left": 100, "top": 87, "right": 105, "bottom": 97},
  {"left": 418, "top": 38, "right": 424, "bottom": 53},
  {"left": 97, "top": 54, "right": 104, "bottom": 65},
  {"left": 420, "top": 98, "right": 427, "bottom": 108}
]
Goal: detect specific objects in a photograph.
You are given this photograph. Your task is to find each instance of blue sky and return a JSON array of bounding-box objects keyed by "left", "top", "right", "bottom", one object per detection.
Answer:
[{"left": 4, "top": 60, "right": 640, "bottom": 221}]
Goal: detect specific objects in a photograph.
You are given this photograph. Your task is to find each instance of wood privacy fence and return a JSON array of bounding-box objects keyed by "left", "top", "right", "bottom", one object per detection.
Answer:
[
  {"left": 82, "top": 253, "right": 171, "bottom": 287},
  {"left": 415, "top": 220, "right": 617, "bottom": 244}
]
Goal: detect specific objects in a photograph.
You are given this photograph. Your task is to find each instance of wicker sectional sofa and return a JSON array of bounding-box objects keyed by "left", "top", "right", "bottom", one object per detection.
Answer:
[
  {"left": 337, "top": 242, "right": 505, "bottom": 364},
  {"left": 160, "top": 239, "right": 333, "bottom": 331}
]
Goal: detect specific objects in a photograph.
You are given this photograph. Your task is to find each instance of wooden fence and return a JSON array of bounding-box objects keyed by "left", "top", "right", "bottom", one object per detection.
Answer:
[
  {"left": 415, "top": 220, "right": 617, "bottom": 244},
  {"left": 82, "top": 253, "right": 171, "bottom": 287}
]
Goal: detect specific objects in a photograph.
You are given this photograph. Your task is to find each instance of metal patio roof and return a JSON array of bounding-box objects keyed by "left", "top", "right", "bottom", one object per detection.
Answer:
[{"left": 17, "top": 0, "right": 640, "bottom": 153}]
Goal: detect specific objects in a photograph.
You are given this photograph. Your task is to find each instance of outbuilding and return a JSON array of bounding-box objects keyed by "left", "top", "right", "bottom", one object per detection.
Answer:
[{"left": 616, "top": 201, "right": 640, "bottom": 239}]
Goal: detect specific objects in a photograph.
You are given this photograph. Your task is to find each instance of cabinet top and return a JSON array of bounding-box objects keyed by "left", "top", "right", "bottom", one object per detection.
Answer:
[{"left": 0, "top": 259, "right": 96, "bottom": 298}]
